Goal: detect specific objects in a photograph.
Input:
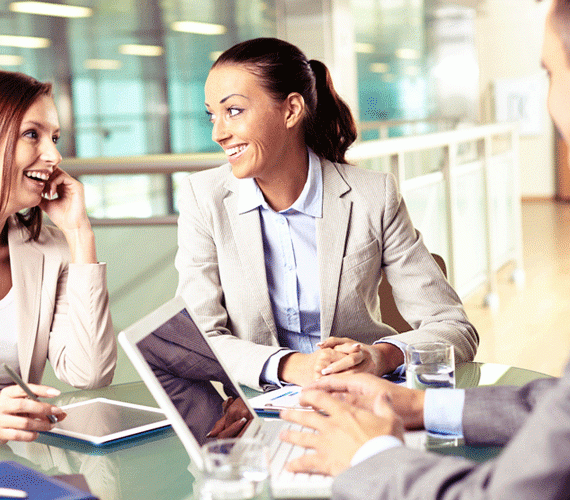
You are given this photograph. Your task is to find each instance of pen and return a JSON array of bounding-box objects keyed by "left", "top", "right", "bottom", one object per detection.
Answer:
[
  {"left": 0, "top": 487, "right": 28, "bottom": 499},
  {"left": 2, "top": 363, "right": 58, "bottom": 424}
]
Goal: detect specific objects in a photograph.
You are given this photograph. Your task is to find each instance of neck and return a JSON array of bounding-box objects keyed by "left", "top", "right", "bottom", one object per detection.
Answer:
[
  {"left": 0, "top": 217, "right": 9, "bottom": 247},
  {"left": 257, "top": 143, "right": 310, "bottom": 212}
]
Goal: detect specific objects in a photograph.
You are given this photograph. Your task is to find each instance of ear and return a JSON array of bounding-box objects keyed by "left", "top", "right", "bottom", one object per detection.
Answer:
[{"left": 283, "top": 92, "right": 305, "bottom": 129}]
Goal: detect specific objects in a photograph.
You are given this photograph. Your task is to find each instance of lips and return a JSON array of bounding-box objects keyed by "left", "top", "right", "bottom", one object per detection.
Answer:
[
  {"left": 224, "top": 144, "right": 247, "bottom": 157},
  {"left": 23, "top": 170, "right": 50, "bottom": 182}
]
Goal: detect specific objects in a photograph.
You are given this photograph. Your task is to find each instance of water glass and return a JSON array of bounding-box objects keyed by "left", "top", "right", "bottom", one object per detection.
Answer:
[
  {"left": 405, "top": 342, "right": 455, "bottom": 390},
  {"left": 198, "top": 438, "right": 272, "bottom": 500}
]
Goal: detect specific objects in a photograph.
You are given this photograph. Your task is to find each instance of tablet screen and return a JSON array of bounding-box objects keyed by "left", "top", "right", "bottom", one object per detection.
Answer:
[{"left": 45, "top": 397, "right": 170, "bottom": 445}]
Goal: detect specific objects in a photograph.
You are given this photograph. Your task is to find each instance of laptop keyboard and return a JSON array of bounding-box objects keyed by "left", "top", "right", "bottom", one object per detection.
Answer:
[{"left": 261, "top": 420, "right": 329, "bottom": 485}]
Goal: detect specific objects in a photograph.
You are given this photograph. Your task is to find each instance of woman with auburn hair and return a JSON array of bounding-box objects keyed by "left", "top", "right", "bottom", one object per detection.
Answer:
[
  {"left": 175, "top": 37, "right": 478, "bottom": 392},
  {"left": 0, "top": 70, "right": 116, "bottom": 443}
]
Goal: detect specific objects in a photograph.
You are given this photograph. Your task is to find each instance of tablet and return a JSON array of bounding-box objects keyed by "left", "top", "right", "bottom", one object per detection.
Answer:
[{"left": 44, "top": 397, "right": 171, "bottom": 445}]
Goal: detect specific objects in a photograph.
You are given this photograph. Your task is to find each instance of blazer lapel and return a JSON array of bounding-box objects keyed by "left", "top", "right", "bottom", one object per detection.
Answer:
[
  {"left": 317, "top": 160, "right": 351, "bottom": 339},
  {"left": 223, "top": 177, "right": 278, "bottom": 339},
  {"left": 9, "top": 219, "right": 43, "bottom": 383}
]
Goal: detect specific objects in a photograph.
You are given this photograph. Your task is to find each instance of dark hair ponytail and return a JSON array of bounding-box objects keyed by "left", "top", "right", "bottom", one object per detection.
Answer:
[{"left": 212, "top": 37, "right": 357, "bottom": 164}]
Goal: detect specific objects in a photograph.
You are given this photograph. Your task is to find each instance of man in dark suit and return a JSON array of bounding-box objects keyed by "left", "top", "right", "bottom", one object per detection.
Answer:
[
  {"left": 137, "top": 309, "right": 252, "bottom": 445},
  {"left": 279, "top": 1, "right": 570, "bottom": 498}
]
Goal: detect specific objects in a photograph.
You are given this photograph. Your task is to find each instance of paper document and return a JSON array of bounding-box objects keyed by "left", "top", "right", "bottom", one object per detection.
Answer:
[{"left": 249, "top": 385, "right": 312, "bottom": 415}]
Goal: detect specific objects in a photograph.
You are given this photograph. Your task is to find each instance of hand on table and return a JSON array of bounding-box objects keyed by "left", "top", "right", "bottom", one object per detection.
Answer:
[
  {"left": 0, "top": 384, "right": 66, "bottom": 444},
  {"left": 207, "top": 397, "right": 252, "bottom": 438},
  {"left": 279, "top": 389, "right": 404, "bottom": 476}
]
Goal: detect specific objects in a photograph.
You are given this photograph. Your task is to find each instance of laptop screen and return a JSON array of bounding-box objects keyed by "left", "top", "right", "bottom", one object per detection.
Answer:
[{"left": 134, "top": 308, "right": 255, "bottom": 445}]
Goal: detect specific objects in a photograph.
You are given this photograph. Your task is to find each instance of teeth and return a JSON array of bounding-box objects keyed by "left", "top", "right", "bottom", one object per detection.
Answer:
[
  {"left": 225, "top": 145, "right": 247, "bottom": 156},
  {"left": 24, "top": 171, "right": 49, "bottom": 181}
]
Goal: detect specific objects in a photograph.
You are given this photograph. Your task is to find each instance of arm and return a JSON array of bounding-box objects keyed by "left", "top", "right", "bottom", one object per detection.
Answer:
[
  {"left": 39, "top": 168, "right": 116, "bottom": 389},
  {"left": 333, "top": 371, "right": 570, "bottom": 500}
]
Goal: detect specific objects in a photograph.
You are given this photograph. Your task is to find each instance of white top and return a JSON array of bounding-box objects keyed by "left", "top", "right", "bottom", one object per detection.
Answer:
[{"left": 0, "top": 288, "right": 19, "bottom": 388}]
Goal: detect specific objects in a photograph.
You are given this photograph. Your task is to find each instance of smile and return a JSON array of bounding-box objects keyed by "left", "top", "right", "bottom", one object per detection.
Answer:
[
  {"left": 225, "top": 144, "right": 247, "bottom": 157},
  {"left": 24, "top": 170, "right": 50, "bottom": 182}
]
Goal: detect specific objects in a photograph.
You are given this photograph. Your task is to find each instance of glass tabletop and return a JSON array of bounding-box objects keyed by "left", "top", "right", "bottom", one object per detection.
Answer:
[{"left": 0, "top": 362, "right": 551, "bottom": 500}]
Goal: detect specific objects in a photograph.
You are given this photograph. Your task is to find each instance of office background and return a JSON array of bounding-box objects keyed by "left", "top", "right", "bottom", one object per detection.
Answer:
[{"left": 0, "top": 0, "right": 563, "bottom": 387}]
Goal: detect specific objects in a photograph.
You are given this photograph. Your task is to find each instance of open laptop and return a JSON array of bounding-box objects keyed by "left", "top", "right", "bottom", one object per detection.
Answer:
[{"left": 118, "top": 296, "right": 332, "bottom": 499}]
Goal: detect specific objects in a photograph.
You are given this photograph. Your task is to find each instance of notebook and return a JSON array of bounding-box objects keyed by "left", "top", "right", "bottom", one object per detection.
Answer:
[{"left": 118, "top": 296, "right": 332, "bottom": 499}]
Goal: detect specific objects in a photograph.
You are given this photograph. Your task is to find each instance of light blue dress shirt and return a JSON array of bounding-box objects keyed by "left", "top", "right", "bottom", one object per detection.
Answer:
[
  {"left": 351, "top": 388, "right": 465, "bottom": 466},
  {"left": 237, "top": 149, "right": 323, "bottom": 385}
]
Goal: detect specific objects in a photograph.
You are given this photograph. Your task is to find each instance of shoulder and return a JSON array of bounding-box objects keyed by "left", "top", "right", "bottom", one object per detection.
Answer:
[
  {"left": 322, "top": 158, "right": 398, "bottom": 200},
  {"left": 13, "top": 221, "right": 70, "bottom": 260},
  {"left": 180, "top": 163, "right": 233, "bottom": 196}
]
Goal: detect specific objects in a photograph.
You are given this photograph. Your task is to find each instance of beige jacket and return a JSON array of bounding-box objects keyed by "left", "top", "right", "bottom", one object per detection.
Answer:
[
  {"left": 175, "top": 158, "right": 478, "bottom": 389},
  {"left": 8, "top": 216, "right": 116, "bottom": 388}
]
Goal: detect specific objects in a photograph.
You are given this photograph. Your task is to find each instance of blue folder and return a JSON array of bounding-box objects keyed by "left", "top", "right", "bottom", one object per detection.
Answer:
[{"left": 0, "top": 461, "right": 98, "bottom": 500}]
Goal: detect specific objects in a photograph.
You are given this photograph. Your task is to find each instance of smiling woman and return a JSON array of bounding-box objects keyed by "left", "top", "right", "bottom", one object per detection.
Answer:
[
  {"left": 0, "top": 70, "right": 117, "bottom": 444},
  {"left": 174, "top": 38, "right": 478, "bottom": 391}
]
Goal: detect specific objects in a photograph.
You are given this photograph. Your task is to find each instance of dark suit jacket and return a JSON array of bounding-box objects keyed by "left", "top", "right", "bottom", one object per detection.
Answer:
[
  {"left": 136, "top": 310, "right": 245, "bottom": 445},
  {"left": 332, "top": 360, "right": 569, "bottom": 500}
]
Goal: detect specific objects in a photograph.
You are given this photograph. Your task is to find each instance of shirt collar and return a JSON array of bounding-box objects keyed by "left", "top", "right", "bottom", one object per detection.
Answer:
[{"left": 237, "top": 148, "right": 323, "bottom": 217}]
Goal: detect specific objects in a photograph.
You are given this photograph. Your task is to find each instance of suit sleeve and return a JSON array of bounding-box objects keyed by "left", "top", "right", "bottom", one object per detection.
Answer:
[
  {"left": 333, "top": 370, "right": 570, "bottom": 500},
  {"left": 379, "top": 174, "right": 478, "bottom": 362},
  {"left": 48, "top": 261, "right": 117, "bottom": 389}
]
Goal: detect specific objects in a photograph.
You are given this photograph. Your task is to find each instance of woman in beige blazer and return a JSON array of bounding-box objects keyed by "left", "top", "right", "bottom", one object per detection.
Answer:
[
  {"left": 0, "top": 71, "right": 117, "bottom": 443},
  {"left": 176, "top": 38, "right": 478, "bottom": 390}
]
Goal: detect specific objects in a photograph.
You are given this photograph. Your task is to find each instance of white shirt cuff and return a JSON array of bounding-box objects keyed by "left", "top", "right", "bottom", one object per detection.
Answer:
[
  {"left": 424, "top": 388, "right": 465, "bottom": 436},
  {"left": 351, "top": 435, "right": 404, "bottom": 466},
  {"left": 260, "top": 349, "right": 296, "bottom": 387}
]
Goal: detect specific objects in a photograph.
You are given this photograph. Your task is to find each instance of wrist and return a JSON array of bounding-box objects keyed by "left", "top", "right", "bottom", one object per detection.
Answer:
[
  {"left": 278, "top": 352, "right": 305, "bottom": 385},
  {"left": 63, "top": 227, "right": 97, "bottom": 264},
  {"left": 372, "top": 343, "right": 405, "bottom": 376}
]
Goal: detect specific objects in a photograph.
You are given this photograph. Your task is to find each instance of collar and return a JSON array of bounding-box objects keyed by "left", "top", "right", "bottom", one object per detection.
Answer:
[{"left": 237, "top": 148, "right": 323, "bottom": 217}]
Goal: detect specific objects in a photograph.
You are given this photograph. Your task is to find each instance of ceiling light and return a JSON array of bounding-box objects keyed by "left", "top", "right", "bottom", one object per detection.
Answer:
[
  {"left": 84, "top": 59, "right": 122, "bottom": 70},
  {"left": 370, "top": 63, "right": 390, "bottom": 73},
  {"left": 209, "top": 51, "right": 223, "bottom": 61},
  {"left": 355, "top": 42, "right": 375, "bottom": 54},
  {"left": 9, "top": 1, "right": 93, "bottom": 18},
  {"left": 0, "top": 35, "right": 50, "bottom": 48},
  {"left": 404, "top": 66, "right": 420, "bottom": 76},
  {"left": 119, "top": 44, "right": 164, "bottom": 57},
  {"left": 171, "top": 21, "right": 227, "bottom": 35},
  {"left": 0, "top": 55, "right": 23, "bottom": 66},
  {"left": 396, "top": 48, "right": 420, "bottom": 60}
]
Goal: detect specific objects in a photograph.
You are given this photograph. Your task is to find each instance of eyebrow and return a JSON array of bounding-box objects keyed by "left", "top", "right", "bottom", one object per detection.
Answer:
[
  {"left": 205, "top": 93, "right": 250, "bottom": 107},
  {"left": 21, "top": 120, "right": 60, "bottom": 134}
]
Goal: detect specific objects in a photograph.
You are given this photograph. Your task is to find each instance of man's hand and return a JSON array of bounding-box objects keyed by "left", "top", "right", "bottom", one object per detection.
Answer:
[
  {"left": 304, "top": 373, "right": 426, "bottom": 429},
  {"left": 207, "top": 397, "right": 252, "bottom": 438},
  {"left": 279, "top": 389, "right": 404, "bottom": 476}
]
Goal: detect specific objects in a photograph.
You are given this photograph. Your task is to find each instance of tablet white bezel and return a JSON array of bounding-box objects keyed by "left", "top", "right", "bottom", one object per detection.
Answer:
[{"left": 45, "top": 397, "right": 171, "bottom": 445}]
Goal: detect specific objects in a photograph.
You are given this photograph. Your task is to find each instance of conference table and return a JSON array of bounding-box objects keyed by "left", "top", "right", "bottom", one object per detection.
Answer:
[{"left": 0, "top": 362, "right": 552, "bottom": 500}]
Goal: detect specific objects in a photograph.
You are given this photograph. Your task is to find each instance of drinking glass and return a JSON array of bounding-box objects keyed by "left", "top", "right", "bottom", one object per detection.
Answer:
[
  {"left": 405, "top": 342, "right": 455, "bottom": 390},
  {"left": 198, "top": 438, "right": 272, "bottom": 500}
]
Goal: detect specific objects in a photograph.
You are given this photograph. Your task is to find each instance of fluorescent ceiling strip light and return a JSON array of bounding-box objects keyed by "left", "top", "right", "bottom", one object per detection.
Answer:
[
  {"left": 355, "top": 42, "right": 375, "bottom": 54},
  {"left": 84, "top": 59, "right": 121, "bottom": 70},
  {"left": 209, "top": 50, "right": 223, "bottom": 61},
  {"left": 370, "top": 62, "right": 390, "bottom": 73},
  {"left": 171, "top": 21, "right": 226, "bottom": 35},
  {"left": 9, "top": 1, "right": 93, "bottom": 18},
  {"left": 396, "top": 48, "right": 420, "bottom": 60},
  {"left": 0, "top": 55, "right": 23, "bottom": 65},
  {"left": 119, "top": 44, "right": 164, "bottom": 57},
  {"left": 0, "top": 35, "right": 50, "bottom": 48}
]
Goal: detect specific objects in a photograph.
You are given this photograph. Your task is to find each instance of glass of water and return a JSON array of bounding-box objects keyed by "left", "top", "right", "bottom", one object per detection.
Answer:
[
  {"left": 199, "top": 438, "right": 272, "bottom": 500},
  {"left": 405, "top": 341, "right": 455, "bottom": 390}
]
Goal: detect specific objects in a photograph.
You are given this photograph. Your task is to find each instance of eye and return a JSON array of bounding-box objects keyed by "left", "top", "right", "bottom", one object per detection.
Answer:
[
  {"left": 23, "top": 129, "right": 38, "bottom": 140},
  {"left": 228, "top": 107, "right": 242, "bottom": 118},
  {"left": 52, "top": 135, "right": 60, "bottom": 144},
  {"left": 205, "top": 110, "right": 215, "bottom": 123}
]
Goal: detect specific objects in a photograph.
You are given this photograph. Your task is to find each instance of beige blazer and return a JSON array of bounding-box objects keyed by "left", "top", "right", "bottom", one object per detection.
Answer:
[
  {"left": 8, "top": 216, "right": 117, "bottom": 388},
  {"left": 175, "top": 157, "right": 478, "bottom": 389}
]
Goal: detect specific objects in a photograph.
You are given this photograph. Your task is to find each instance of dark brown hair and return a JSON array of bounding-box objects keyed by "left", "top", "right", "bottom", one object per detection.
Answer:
[
  {"left": 212, "top": 37, "right": 357, "bottom": 164},
  {"left": 0, "top": 70, "right": 52, "bottom": 241},
  {"left": 550, "top": 0, "right": 570, "bottom": 60}
]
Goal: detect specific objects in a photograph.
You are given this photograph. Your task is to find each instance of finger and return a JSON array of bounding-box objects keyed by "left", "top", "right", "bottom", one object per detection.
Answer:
[
  {"left": 0, "top": 413, "right": 57, "bottom": 434},
  {"left": 1, "top": 384, "right": 60, "bottom": 399},
  {"left": 372, "top": 393, "right": 395, "bottom": 418},
  {"left": 280, "top": 405, "right": 329, "bottom": 432},
  {"left": 206, "top": 416, "right": 226, "bottom": 438},
  {"left": 217, "top": 417, "right": 248, "bottom": 439},
  {"left": 317, "top": 337, "right": 352, "bottom": 349},
  {"left": 296, "top": 390, "right": 357, "bottom": 423},
  {"left": 320, "top": 352, "right": 365, "bottom": 375},
  {"left": 279, "top": 427, "right": 318, "bottom": 450},
  {"left": 286, "top": 453, "right": 330, "bottom": 476},
  {"left": 332, "top": 343, "right": 362, "bottom": 355}
]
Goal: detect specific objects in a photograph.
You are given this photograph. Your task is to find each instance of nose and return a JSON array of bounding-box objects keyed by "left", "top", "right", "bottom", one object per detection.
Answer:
[
  {"left": 40, "top": 139, "right": 62, "bottom": 166},
  {"left": 211, "top": 117, "right": 230, "bottom": 145}
]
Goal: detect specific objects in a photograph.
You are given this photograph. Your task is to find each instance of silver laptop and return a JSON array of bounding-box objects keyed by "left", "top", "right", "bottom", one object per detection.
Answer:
[{"left": 118, "top": 296, "right": 332, "bottom": 499}]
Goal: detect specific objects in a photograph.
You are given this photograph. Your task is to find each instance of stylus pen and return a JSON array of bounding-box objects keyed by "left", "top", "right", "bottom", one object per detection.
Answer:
[
  {"left": 2, "top": 363, "right": 58, "bottom": 424},
  {"left": 0, "top": 487, "right": 28, "bottom": 499}
]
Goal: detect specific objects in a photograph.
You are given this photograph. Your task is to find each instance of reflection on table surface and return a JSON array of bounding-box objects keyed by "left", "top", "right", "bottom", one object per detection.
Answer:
[{"left": 0, "top": 362, "right": 552, "bottom": 500}]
